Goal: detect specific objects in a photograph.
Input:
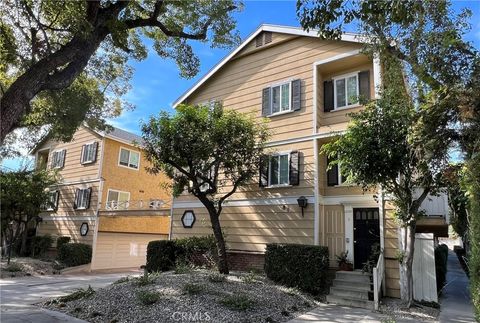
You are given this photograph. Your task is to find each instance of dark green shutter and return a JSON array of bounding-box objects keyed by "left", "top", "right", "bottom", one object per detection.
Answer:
[
  {"left": 259, "top": 155, "right": 269, "bottom": 187},
  {"left": 326, "top": 156, "right": 339, "bottom": 186},
  {"left": 358, "top": 70, "right": 370, "bottom": 101},
  {"left": 262, "top": 87, "right": 271, "bottom": 116},
  {"left": 54, "top": 191, "right": 60, "bottom": 210},
  {"left": 289, "top": 151, "right": 300, "bottom": 186},
  {"left": 73, "top": 189, "right": 79, "bottom": 209},
  {"left": 85, "top": 188, "right": 92, "bottom": 209},
  {"left": 324, "top": 80, "right": 334, "bottom": 112},
  {"left": 291, "top": 79, "right": 301, "bottom": 111},
  {"left": 92, "top": 142, "right": 98, "bottom": 163}
]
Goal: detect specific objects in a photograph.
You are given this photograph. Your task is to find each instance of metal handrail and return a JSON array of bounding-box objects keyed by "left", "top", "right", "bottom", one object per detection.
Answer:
[
  {"left": 103, "top": 199, "right": 168, "bottom": 211},
  {"left": 373, "top": 251, "right": 385, "bottom": 311}
]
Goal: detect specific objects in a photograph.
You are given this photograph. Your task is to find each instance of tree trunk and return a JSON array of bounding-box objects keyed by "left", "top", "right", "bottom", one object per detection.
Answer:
[
  {"left": 208, "top": 211, "right": 229, "bottom": 274},
  {"left": 20, "top": 222, "right": 28, "bottom": 256},
  {"left": 399, "top": 222, "right": 416, "bottom": 306}
]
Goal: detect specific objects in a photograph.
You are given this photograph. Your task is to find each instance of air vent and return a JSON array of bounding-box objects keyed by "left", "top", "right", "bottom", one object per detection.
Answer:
[{"left": 255, "top": 32, "right": 273, "bottom": 48}]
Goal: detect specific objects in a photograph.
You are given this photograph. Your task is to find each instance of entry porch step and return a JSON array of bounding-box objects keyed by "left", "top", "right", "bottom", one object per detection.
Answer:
[
  {"left": 326, "top": 294, "right": 375, "bottom": 310},
  {"left": 327, "top": 270, "right": 373, "bottom": 310}
]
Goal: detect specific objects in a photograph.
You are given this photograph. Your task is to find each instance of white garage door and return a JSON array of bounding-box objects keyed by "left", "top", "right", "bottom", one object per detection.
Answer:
[{"left": 91, "top": 232, "right": 167, "bottom": 270}]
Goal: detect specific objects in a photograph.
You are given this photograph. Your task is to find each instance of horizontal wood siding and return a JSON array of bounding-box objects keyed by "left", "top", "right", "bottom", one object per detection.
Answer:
[
  {"left": 172, "top": 204, "right": 314, "bottom": 253},
  {"left": 186, "top": 35, "right": 363, "bottom": 143},
  {"left": 38, "top": 126, "right": 102, "bottom": 182},
  {"left": 384, "top": 208, "right": 401, "bottom": 298},
  {"left": 41, "top": 181, "right": 100, "bottom": 216},
  {"left": 36, "top": 218, "right": 96, "bottom": 245},
  {"left": 317, "top": 62, "right": 374, "bottom": 130},
  {"left": 175, "top": 141, "right": 314, "bottom": 203}
]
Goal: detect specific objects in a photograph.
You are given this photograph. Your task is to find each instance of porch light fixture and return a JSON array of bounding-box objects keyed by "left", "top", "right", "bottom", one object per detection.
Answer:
[
  {"left": 80, "top": 222, "right": 89, "bottom": 236},
  {"left": 297, "top": 196, "right": 308, "bottom": 217},
  {"left": 182, "top": 210, "right": 196, "bottom": 228}
]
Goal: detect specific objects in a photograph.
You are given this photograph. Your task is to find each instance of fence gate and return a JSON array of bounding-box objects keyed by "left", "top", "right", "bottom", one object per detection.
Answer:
[{"left": 413, "top": 233, "right": 438, "bottom": 302}]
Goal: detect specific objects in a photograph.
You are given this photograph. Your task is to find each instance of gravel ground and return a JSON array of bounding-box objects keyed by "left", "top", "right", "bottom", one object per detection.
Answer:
[
  {"left": 1, "top": 257, "right": 61, "bottom": 278},
  {"left": 378, "top": 297, "right": 439, "bottom": 322},
  {"left": 42, "top": 269, "right": 320, "bottom": 323}
]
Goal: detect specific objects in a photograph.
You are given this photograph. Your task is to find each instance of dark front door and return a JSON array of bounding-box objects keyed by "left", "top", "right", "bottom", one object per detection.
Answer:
[{"left": 353, "top": 208, "right": 380, "bottom": 270}]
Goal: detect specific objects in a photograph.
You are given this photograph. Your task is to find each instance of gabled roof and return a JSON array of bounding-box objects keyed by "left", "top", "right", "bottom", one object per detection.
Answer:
[
  {"left": 104, "top": 126, "right": 144, "bottom": 146},
  {"left": 173, "top": 24, "right": 365, "bottom": 107},
  {"left": 31, "top": 124, "right": 143, "bottom": 154}
]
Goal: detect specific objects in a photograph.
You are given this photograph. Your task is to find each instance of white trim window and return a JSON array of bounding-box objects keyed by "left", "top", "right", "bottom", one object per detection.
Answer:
[
  {"left": 74, "top": 188, "right": 91, "bottom": 210},
  {"left": 106, "top": 189, "right": 130, "bottom": 210},
  {"left": 119, "top": 147, "right": 140, "bottom": 170},
  {"left": 333, "top": 72, "right": 359, "bottom": 109},
  {"left": 271, "top": 82, "right": 291, "bottom": 114},
  {"left": 51, "top": 149, "right": 66, "bottom": 169},
  {"left": 81, "top": 142, "right": 97, "bottom": 164},
  {"left": 262, "top": 79, "right": 301, "bottom": 117},
  {"left": 269, "top": 153, "right": 290, "bottom": 186},
  {"left": 44, "top": 190, "right": 59, "bottom": 211}
]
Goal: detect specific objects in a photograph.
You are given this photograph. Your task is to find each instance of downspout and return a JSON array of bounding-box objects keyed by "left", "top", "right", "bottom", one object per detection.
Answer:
[{"left": 312, "top": 62, "right": 320, "bottom": 245}]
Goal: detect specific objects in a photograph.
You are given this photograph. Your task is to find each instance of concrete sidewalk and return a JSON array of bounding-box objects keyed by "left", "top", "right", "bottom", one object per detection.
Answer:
[
  {"left": 438, "top": 250, "right": 475, "bottom": 323},
  {"left": 0, "top": 270, "right": 141, "bottom": 323},
  {"left": 287, "top": 302, "right": 419, "bottom": 323}
]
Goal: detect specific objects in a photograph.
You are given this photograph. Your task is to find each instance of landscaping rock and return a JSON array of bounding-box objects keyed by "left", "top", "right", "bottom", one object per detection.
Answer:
[{"left": 42, "top": 269, "right": 320, "bottom": 323}]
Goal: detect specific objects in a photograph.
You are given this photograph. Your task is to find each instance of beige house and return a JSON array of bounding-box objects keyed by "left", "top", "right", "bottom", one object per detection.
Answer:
[
  {"left": 33, "top": 125, "right": 171, "bottom": 270},
  {"left": 169, "top": 24, "right": 449, "bottom": 302}
]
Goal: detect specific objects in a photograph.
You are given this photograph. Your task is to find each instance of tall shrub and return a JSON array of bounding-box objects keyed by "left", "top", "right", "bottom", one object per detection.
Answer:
[{"left": 264, "top": 243, "right": 329, "bottom": 294}]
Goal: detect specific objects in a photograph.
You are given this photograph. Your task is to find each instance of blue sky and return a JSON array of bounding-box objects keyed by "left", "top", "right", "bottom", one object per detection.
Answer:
[{"left": 2, "top": 1, "right": 479, "bottom": 170}]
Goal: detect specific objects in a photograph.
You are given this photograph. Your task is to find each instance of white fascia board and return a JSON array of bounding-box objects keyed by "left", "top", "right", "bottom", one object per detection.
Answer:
[{"left": 172, "top": 24, "right": 366, "bottom": 108}]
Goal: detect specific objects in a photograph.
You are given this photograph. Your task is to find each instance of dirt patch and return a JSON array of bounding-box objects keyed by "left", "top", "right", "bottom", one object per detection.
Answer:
[{"left": 0, "top": 257, "right": 63, "bottom": 278}]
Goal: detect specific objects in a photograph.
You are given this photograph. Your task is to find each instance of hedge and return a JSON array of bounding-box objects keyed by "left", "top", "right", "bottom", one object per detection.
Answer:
[
  {"left": 264, "top": 243, "right": 329, "bottom": 294},
  {"left": 435, "top": 244, "right": 449, "bottom": 294},
  {"left": 146, "top": 240, "right": 177, "bottom": 272},
  {"left": 146, "top": 236, "right": 217, "bottom": 273},
  {"left": 57, "top": 243, "right": 92, "bottom": 267},
  {"left": 56, "top": 236, "right": 71, "bottom": 250},
  {"left": 31, "top": 235, "right": 54, "bottom": 257}
]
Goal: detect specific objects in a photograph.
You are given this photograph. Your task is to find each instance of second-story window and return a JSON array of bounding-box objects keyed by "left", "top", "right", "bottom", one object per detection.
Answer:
[
  {"left": 259, "top": 151, "right": 300, "bottom": 187},
  {"left": 74, "top": 188, "right": 91, "bottom": 210},
  {"left": 262, "top": 79, "right": 301, "bottom": 117},
  {"left": 324, "top": 70, "right": 370, "bottom": 112},
  {"left": 81, "top": 142, "right": 98, "bottom": 164},
  {"left": 334, "top": 73, "right": 358, "bottom": 109},
  {"left": 119, "top": 148, "right": 140, "bottom": 169},
  {"left": 327, "top": 155, "right": 347, "bottom": 186},
  {"left": 51, "top": 149, "right": 66, "bottom": 169},
  {"left": 106, "top": 189, "right": 130, "bottom": 210},
  {"left": 42, "top": 190, "right": 59, "bottom": 211}
]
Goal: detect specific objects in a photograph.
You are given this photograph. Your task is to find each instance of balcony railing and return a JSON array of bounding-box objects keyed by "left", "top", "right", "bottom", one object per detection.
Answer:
[{"left": 102, "top": 199, "right": 169, "bottom": 211}]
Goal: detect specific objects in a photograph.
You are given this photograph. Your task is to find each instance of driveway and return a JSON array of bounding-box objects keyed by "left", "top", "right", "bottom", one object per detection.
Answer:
[{"left": 0, "top": 270, "right": 141, "bottom": 323}]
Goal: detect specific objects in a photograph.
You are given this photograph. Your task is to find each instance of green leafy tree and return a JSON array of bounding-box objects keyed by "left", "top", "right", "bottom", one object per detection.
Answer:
[
  {"left": 298, "top": 0, "right": 479, "bottom": 306},
  {"left": 444, "top": 164, "right": 470, "bottom": 249},
  {"left": 322, "top": 59, "right": 446, "bottom": 306},
  {"left": 0, "top": 167, "right": 57, "bottom": 263},
  {"left": 0, "top": 0, "right": 241, "bottom": 146},
  {"left": 141, "top": 104, "right": 269, "bottom": 274}
]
